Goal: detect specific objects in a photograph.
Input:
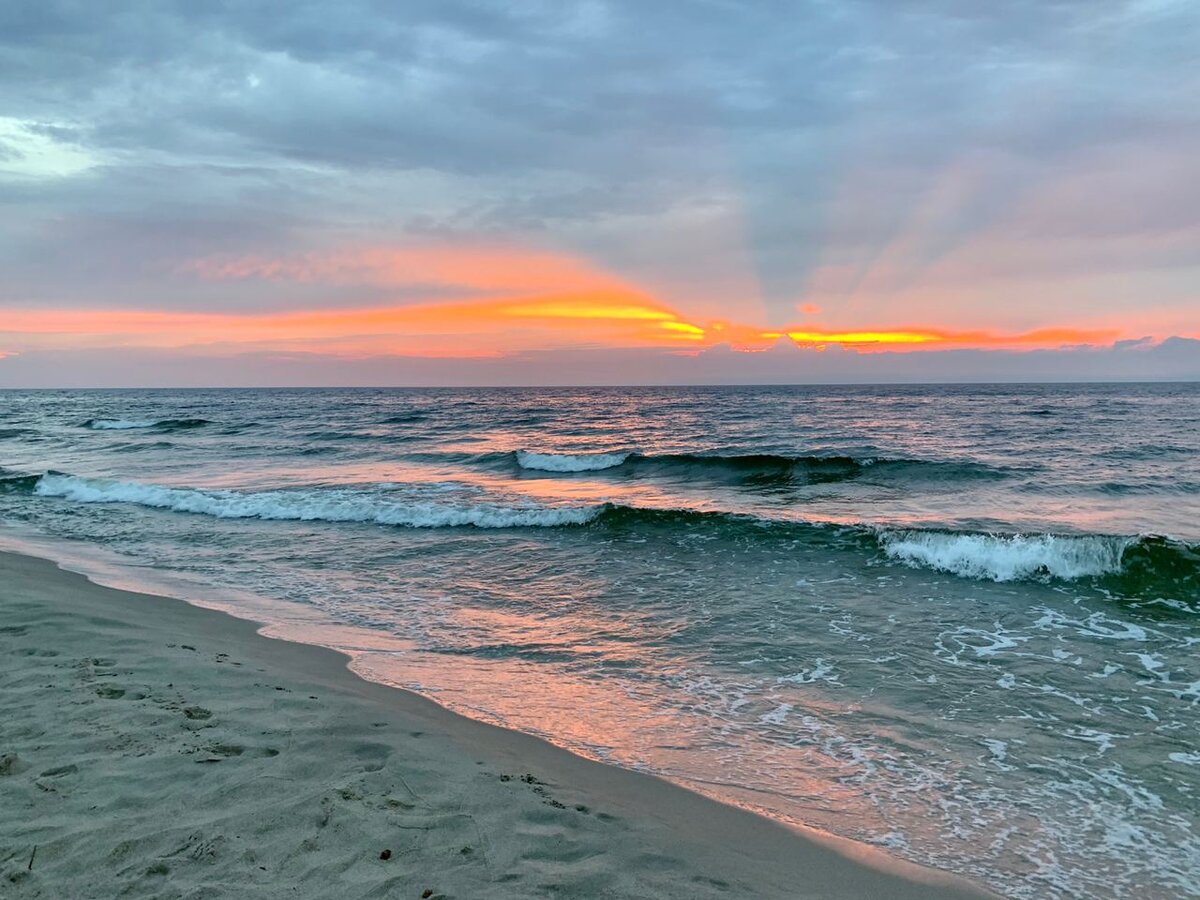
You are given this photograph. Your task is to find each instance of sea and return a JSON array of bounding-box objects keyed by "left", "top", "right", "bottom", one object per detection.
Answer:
[{"left": 1, "top": 384, "right": 1197, "bottom": 898}]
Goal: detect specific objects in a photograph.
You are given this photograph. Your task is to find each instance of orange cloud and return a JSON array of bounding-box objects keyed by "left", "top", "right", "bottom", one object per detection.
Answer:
[
  {"left": 0, "top": 243, "right": 1138, "bottom": 359},
  {"left": 0, "top": 298, "right": 1129, "bottom": 358},
  {"left": 784, "top": 326, "right": 1121, "bottom": 350}
]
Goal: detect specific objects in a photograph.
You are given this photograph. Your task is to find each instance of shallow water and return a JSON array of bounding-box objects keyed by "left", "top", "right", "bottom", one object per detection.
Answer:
[{"left": 1, "top": 384, "right": 1197, "bottom": 897}]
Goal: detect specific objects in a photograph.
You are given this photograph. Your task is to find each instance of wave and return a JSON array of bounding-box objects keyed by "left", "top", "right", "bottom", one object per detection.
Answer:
[
  {"left": 0, "top": 427, "right": 33, "bottom": 439},
  {"left": 506, "top": 449, "right": 1007, "bottom": 484},
  {"left": 872, "top": 528, "right": 1198, "bottom": 604},
  {"left": 589, "top": 507, "right": 1198, "bottom": 599},
  {"left": 875, "top": 530, "right": 1128, "bottom": 582},
  {"left": 1109, "top": 535, "right": 1200, "bottom": 604},
  {"left": 14, "top": 471, "right": 1197, "bottom": 599},
  {"left": 83, "top": 419, "right": 156, "bottom": 430},
  {"left": 107, "top": 440, "right": 176, "bottom": 453},
  {"left": 0, "top": 471, "right": 42, "bottom": 493},
  {"left": 516, "top": 450, "right": 631, "bottom": 472},
  {"left": 32, "top": 473, "right": 600, "bottom": 529},
  {"left": 83, "top": 418, "right": 211, "bottom": 432}
]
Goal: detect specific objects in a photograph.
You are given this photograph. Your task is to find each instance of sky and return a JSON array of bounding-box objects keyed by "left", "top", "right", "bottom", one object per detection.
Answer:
[{"left": 1, "top": 0, "right": 1197, "bottom": 386}]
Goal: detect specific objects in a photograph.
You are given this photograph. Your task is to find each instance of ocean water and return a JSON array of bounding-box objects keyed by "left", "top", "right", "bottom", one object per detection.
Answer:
[{"left": 1, "top": 384, "right": 1197, "bottom": 898}]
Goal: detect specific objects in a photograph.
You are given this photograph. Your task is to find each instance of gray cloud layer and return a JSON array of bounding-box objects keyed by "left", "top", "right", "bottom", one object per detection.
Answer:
[
  {"left": 1, "top": 0, "right": 1197, "bottom": 373},
  {"left": 3, "top": 338, "right": 1197, "bottom": 389}
]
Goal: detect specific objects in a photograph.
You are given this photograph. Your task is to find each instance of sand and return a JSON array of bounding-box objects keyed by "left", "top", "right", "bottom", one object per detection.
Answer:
[{"left": 0, "top": 549, "right": 994, "bottom": 898}]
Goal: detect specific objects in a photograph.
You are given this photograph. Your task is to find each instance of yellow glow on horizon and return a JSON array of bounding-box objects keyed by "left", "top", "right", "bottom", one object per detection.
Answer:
[
  {"left": 503, "top": 300, "right": 676, "bottom": 321},
  {"left": 660, "top": 321, "right": 706, "bottom": 335},
  {"left": 787, "top": 330, "right": 940, "bottom": 345}
]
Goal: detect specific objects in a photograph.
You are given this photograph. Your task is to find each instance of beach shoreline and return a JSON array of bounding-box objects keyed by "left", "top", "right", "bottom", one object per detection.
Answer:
[{"left": 0, "top": 547, "right": 994, "bottom": 898}]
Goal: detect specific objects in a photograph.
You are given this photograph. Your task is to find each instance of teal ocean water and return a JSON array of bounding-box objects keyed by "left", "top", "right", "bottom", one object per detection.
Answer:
[{"left": 1, "top": 384, "right": 1197, "bottom": 898}]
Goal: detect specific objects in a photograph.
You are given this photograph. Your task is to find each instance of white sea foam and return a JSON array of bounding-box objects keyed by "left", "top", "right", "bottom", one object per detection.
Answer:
[
  {"left": 34, "top": 473, "right": 600, "bottom": 529},
  {"left": 85, "top": 419, "right": 158, "bottom": 430},
  {"left": 877, "top": 530, "right": 1128, "bottom": 582},
  {"left": 515, "top": 450, "right": 630, "bottom": 472},
  {"left": 779, "top": 659, "right": 840, "bottom": 685}
]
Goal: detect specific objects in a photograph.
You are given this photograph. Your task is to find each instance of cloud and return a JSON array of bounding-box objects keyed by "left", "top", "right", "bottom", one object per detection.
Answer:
[
  {"left": 0, "top": 0, "right": 1196, "bottom": 380},
  {"left": 0, "top": 285, "right": 1131, "bottom": 360},
  {"left": 0, "top": 117, "right": 97, "bottom": 180}
]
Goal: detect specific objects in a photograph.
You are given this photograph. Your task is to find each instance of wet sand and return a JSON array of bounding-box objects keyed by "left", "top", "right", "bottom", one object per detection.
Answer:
[{"left": 0, "top": 549, "right": 993, "bottom": 898}]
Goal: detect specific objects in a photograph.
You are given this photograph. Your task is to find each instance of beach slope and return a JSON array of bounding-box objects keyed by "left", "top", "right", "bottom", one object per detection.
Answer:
[{"left": 0, "top": 550, "right": 991, "bottom": 898}]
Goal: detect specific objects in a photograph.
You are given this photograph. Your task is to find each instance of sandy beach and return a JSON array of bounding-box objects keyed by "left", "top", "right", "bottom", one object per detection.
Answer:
[{"left": 0, "top": 549, "right": 994, "bottom": 899}]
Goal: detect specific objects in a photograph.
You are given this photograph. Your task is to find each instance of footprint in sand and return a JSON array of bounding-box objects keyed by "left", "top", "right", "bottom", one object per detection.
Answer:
[
  {"left": 196, "top": 743, "right": 277, "bottom": 761},
  {"left": 351, "top": 741, "right": 392, "bottom": 773},
  {"left": 39, "top": 764, "right": 78, "bottom": 777},
  {"left": 95, "top": 686, "right": 147, "bottom": 700},
  {"left": 35, "top": 763, "right": 80, "bottom": 792},
  {"left": 183, "top": 706, "right": 212, "bottom": 720}
]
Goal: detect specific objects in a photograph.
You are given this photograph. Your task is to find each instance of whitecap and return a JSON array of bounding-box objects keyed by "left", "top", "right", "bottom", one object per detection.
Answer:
[
  {"left": 515, "top": 450, "right": 630, "bottom": 472},
  {"left": 33, "top": 473, "right": 600, "bottom": 529},
  {"left": 877, "top": 530, "right": 1128, "bottom": 582},
  {"left": 85, "top": 418, "right": 157, "bottom": 430}
]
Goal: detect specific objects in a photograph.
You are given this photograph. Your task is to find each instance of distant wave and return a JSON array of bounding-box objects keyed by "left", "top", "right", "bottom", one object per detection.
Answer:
[
  {"left": 380, "top": 413, "right": 429, "bottom": 424},
  {"left": 108, "top": 441, "right": 175, "bottom": 453},
  {"left": 507, "top": 449, "right": 1008, "bottom": 483},
  {"left": 516, "top": 450, "right": 631, "bottom": 472},
  {"left": 32, "top": 473, "right": 600, "bottom": 529},
  {"left": 83, "top": 419, "right": 156, "bottom": 430},
  {"left": 0, "top": 427, "right": 33, "bottom": 439},
  {"left": 83, "top": 418, "right": 211, "bottom": 432}
]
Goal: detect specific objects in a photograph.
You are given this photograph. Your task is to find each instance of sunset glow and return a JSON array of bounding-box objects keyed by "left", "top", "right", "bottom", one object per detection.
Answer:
[
  {"left": 0, "top": 275, "right": 1133, "bottom": 361},
  {"left": 0, "top": 241, "right": 1148, "bottom": 364}
]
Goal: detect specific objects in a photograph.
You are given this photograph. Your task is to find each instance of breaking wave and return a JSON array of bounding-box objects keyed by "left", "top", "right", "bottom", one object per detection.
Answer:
[
  {"left": 876, "top": 530, "right": 1128, "bottom": 582},
  {"left": 516, "top": 450, "right": 631, "bottom": 472},
  {"left": 17, "top": 470, "right": 1198, "bottom": 599},
  {"left": 32, "top": 473, "right": 599, "bottom": 529},
  {"left": 592, "top": 508, "right": 1199, "bottom": 600},
  {"left": 874, "top": 528, "right": 1199, "bottom": 605}
]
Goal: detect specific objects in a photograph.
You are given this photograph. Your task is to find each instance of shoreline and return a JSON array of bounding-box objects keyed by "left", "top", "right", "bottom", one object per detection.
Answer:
[{"left": 0, "top": 548, "right": 994, "bottom": 898}]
